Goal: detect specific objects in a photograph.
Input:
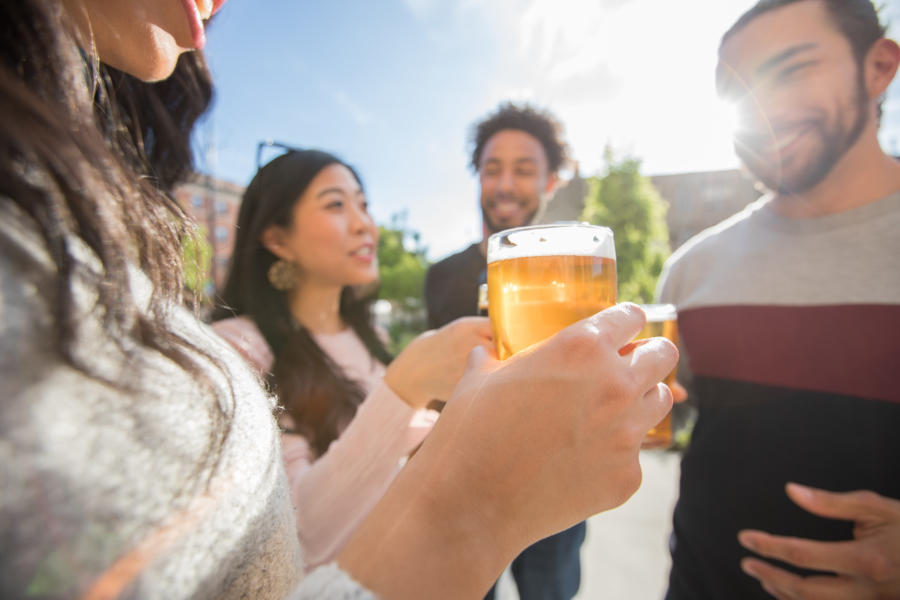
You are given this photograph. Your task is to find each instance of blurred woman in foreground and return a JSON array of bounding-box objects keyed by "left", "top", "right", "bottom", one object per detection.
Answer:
[{"left": 0, "top": 0, "right": 677, "bottom": 597}]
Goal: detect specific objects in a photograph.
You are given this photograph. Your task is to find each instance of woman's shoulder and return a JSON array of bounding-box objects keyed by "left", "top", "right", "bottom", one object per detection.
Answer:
[
  {"left": 0, "top": 201, "right": 66, "bottom": 370},
  {"left": 211, "top": 315, "right": 275, "bottom": 374}
]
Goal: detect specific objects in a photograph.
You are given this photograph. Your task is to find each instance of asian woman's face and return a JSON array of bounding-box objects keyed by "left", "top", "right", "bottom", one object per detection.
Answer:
[
  {"left": 266, "top": 164, "right": 380, "bottom": 290},
  {"left": 67, "top": 0, "right": 225, "bottom": 81}
]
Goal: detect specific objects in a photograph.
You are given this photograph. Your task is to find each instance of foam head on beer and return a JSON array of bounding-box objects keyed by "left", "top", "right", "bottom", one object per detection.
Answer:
[{"left": 487, "top": 223, "right": 617, "bottom": 360}]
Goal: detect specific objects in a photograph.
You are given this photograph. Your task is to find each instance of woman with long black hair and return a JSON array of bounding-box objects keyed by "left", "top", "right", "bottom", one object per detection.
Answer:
[
  {"left": 213, "top": 148, "right": 490, "bottom": 569},
  {"left": 0, "top": 1, "right": 677, "bottom": 597}
]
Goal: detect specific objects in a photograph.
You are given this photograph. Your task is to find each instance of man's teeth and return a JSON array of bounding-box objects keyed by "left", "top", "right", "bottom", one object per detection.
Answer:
[
  {"left": 353, "top": 247, "right": 373, "bottom": 256},
  {"left": 196, "top": 0, "right": 213, "bottom": 19}
]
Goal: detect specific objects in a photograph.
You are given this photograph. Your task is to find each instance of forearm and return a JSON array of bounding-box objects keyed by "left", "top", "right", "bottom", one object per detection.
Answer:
[
  {"left": 336, "top": 440, "right": 515, "bottom": 599},
  {"left": 291, "top": 383, "right": 433, "bottom": 569}
]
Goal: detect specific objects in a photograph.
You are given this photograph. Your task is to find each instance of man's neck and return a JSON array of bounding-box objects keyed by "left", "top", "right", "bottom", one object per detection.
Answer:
[{"left": 770, "top": 133, "right": 900, "bottom": 218}]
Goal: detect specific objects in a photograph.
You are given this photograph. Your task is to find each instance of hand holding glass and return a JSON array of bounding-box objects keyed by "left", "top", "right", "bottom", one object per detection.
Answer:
[{"left": 486, "top": 224, "right": 675, "bottom": 448}]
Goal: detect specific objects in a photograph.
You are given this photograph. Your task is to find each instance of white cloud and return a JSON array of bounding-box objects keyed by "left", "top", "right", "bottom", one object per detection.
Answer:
[
  {"left": 332, "top": 90, "right": 373, "bottom": 126},
  {"left": 401, "top": 0, "right": 441, "bottom": 20},
  {"left": 453, "top": 0, "right": 758, "bottom": 175}
]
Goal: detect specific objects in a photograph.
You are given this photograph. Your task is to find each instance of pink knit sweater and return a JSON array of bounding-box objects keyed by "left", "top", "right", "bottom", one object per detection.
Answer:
[{"left": 212, "top": 316, "right": 436, "bottom": 570}]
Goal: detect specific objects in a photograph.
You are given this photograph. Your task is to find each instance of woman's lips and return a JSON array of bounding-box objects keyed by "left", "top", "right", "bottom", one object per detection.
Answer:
[
  {"left": 180, "top": 0, "right": 206, "bottom": 49},
  {"left": 180, "top": 0, "right": 228, "bottom": 50},
  {"left": 350, "top": 245, "right": 376, "bottom": 263}
]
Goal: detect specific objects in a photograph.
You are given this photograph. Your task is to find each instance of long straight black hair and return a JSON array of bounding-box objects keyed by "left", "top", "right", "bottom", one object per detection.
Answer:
[
  {"left": 0, "top": 1, "right": 232, "bottom": 484},
  {"left": 213, "top": 149, "right": 392, "bottom": 457}
]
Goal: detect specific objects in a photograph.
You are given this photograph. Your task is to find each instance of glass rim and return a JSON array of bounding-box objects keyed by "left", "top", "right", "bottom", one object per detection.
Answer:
[
  {"left": 486, "top": 222, "right": 615, "bottom": 264},
  {"left": 640, "top": 303, "right": 677, "bottom": 321},
  {"left": 488, "top": 221, "right": 612, "bottom": 237}
]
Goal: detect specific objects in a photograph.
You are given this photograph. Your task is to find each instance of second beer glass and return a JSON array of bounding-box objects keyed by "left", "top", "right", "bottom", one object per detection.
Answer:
[
  {"left": 637, "top": 303, "right": 678, "bottom": 449},
  {"left": 487, "top": 223, "right": 617, "bottom": 360}
]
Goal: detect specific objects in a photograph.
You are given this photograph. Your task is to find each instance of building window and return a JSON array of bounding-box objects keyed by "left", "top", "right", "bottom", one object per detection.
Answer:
[
  {"left": 191, "top": 194, "right": 205, "bottom": 209},
  {"left": 215, "top": 199, "right": 228, "bottom": 215},
  {"left": 215, "top": 226, "right": 228, "bottom": 241}
]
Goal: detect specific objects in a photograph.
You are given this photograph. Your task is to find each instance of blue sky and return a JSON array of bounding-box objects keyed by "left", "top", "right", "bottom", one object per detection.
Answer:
[{"left": 198, "top": 0, "right": 900, "bottom": 260}]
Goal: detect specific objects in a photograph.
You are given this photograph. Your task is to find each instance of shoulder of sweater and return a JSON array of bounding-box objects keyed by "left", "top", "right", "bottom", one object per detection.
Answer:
[
  {"left": 665, "top": 197, "right": 768, "bottom": 271},
  {"left": 210, "top": 316, "right": 275, "bottom": 374},
  {"left": 288, "top": 563, "right": 375, "bottom": 599}
]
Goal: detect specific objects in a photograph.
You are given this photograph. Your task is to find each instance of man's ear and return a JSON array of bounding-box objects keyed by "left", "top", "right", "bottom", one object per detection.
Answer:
[
  {"left": 260, "top": 225, "right": 294, "bottom": 262},
  {"left": 544, "top": 172, "right": 559, "bottom": 195},
  {"left": 865, "top": 38, "right": 900, "bottom": 100}
]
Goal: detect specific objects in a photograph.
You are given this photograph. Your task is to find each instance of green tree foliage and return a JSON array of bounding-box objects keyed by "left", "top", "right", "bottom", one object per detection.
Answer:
[
  {"left": 378, "top": 218, "right": 429, "bottom": 302},
  {"left": 377, "top": 212, "right": 430, "bottom": 353},
  {"left": 182, "top": 225, "right": 213, "bottom": 300},
  {"left": 580, "top": 148, "right": 670, "bottom": 303}
]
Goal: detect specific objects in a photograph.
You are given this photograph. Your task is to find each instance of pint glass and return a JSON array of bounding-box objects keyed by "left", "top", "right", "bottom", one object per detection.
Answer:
[
  {"left": 487, "top": 223, "right": 617, "bottom": 361},
  {"left": 638, "top": 303, "right": 678, "bottom": 449}
]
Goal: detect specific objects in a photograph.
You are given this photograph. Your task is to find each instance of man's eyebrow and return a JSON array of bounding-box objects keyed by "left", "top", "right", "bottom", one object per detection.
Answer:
[
  {"left": 482, "top": 157, "right": 538, "bottom": 166},
  {"left": 757, "top": 43, "right": 818, "bottom": 75},
  {"left": 481, "top": 156, "right": 540, "bottom": 169}
]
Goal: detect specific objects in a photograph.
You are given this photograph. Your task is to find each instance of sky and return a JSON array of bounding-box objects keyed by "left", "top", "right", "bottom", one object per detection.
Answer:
[{"left": 198, "top": 0, "right": 900, "bottom": 261}]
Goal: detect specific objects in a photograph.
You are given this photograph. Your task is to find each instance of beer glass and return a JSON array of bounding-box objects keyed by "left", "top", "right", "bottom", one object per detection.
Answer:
[
  {"left": 487, "top": 223, "right": 617, "bottom": 361},
  {"left": 638, "top": 303, "right": 678, "bottom": 449}
]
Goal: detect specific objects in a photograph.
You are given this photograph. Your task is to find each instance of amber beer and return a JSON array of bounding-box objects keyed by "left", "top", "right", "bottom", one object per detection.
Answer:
[
  {"left": 638, "top": 304, "right": 678, "bottom": 449},
  {"left": 487, "top": 224, "right": 617, "bottom": 361}
]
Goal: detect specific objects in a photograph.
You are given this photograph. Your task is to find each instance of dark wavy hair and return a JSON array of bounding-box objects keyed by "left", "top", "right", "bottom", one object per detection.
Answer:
[
  {"left": 0, "top": 1, "right": 230, "bottom": 484},
  {"left": 213, "top": 149, "right": 392, "bottom": 457},
  {"left": 469, "top": 102, "right": 569, "bottom": 174}
]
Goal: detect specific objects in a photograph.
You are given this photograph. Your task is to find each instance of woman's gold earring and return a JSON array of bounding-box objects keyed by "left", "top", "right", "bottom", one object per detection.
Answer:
[{"left": 267, "top": 259, "right": 298, "bottom": 291}]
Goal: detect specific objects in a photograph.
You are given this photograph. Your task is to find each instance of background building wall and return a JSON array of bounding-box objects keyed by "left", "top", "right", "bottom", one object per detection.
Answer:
[
  {"left": 539, "top": 168, "right": 762, "bottom": 251},
  {"left": 173, "top": 175, "right": 244, "bottom": 293},
  {"left": 650, "top": 169, "right": 761, "bottom": 249}
]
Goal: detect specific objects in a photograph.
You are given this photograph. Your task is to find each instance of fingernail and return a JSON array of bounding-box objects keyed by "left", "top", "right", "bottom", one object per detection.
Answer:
[
  {"left": 741, "top": 559, "right": 758, "bottom": 577},
  {"left": 786, "top": 482, "right": 813, "bottom": 500},
  {"left": 659, "top": 382, "right": 673, "bottom": 403},
  {"left": 737, "top": 530, "right": 756, "bottom": 551}
]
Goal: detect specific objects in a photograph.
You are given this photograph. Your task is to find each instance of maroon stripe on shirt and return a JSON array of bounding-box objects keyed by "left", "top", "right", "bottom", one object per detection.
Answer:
[{"left": 679, "top": 304, "right": 900, "bottom": 403}]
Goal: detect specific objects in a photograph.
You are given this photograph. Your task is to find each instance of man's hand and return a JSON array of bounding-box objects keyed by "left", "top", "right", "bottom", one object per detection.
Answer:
[{"left": 738, "top": 483, "right": 900, "bottom": 599}]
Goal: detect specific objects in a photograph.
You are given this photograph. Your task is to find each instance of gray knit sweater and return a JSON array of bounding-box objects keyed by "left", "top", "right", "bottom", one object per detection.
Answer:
[{"left": 0, "top": 200, "right": 374, "bottom": 599}]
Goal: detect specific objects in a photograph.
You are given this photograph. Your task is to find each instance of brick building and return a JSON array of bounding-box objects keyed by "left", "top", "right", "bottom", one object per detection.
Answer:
[
  {"left": 650, "top": 168, "right": 762, "bottom": 250},
  {"left": 173, "top": 174, "right": 245, "bottom": 293}
]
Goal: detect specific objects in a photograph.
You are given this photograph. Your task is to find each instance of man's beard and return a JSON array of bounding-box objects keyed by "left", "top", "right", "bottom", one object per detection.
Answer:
[
  {"left": 481, "top": 196, "right": 540, "bottom": 234},
  {"left": 737, "top": 73, "right": 869, "bottom": 195}
]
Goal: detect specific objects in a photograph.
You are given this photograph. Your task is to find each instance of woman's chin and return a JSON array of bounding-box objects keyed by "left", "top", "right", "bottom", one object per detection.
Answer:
[{"left": 100, "top": 36, "right": 187, "bottom": 82}]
